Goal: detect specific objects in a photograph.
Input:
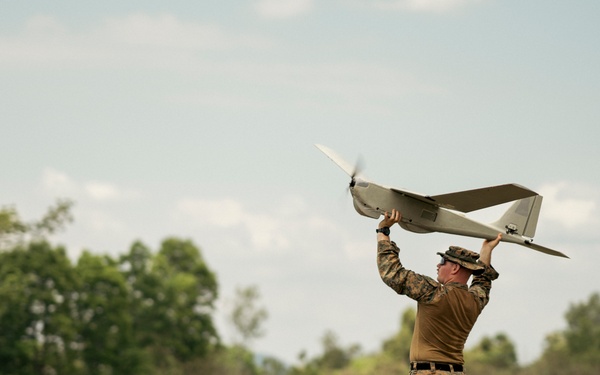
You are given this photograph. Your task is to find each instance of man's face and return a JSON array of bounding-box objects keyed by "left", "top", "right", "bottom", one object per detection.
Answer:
[{"left": 436, "top": 257, "right": 455, "bottom": 284}]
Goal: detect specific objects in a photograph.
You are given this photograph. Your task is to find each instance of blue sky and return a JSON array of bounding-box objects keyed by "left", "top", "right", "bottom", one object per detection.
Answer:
[{"left": 2, "top": 0, "right": 599, "bottom": 365}]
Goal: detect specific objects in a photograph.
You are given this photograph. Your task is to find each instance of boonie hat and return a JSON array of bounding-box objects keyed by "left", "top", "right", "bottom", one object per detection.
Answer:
[{"left": 437, "top": 246, "right": 485, "bottom": 275}]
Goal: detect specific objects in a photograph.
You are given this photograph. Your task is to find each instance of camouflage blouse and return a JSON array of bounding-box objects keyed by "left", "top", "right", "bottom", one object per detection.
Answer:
[{"left": 377, "top": 240, "right": 499, "bottom": 308}]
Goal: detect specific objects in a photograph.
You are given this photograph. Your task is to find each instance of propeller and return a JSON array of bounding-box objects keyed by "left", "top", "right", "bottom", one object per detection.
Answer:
[
  {"left": 315, "top": 144, "right": 364, "bottom": 191},
  {"left": 348, "top": 157, "right": 364, "bottom": 190}
]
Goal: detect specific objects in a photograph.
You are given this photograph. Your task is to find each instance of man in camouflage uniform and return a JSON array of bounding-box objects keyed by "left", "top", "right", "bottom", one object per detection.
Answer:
[{"left": 376, "top": 209, "right": 501, "bottom": 374}]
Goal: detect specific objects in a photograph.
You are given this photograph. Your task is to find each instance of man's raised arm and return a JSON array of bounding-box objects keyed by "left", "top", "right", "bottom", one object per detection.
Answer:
[{"left": 479, "top": 233, "right": 502, "bottom": 266}]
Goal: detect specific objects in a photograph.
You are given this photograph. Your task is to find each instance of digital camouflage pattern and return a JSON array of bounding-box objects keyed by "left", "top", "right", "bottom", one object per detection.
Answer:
[{"left": 377, "top": 240, "right": 498, "bottom": 308}]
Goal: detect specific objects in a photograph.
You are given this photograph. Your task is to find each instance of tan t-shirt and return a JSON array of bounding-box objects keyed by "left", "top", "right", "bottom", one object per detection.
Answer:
[{"left": 410, "top": 282, "right": 481, "bottom": 363}]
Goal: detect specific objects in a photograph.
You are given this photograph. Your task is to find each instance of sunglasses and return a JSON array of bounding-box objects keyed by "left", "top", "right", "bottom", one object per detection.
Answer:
[{"left": 439, "top": 257, "right": 455, "bottom": 265}]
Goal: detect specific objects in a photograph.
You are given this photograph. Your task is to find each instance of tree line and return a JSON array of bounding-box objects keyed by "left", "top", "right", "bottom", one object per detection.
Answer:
[{"left": 0, "top": 200, "right": 598, "bottom": 374}]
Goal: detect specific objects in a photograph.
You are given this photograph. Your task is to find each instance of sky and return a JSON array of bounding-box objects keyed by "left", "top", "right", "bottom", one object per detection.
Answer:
[{"left": 1, "top": 0, "right": 600, "bottom": 366}]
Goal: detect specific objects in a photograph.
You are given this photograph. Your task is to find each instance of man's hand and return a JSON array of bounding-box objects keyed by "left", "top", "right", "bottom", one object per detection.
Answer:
[
  {"left": 482, "top": 233, "right": 502, "bottom": 252},
  {"left": 479, "top": 233, "right": 502, "bottom": 266},
  {"left": 379, "top": 209, "right": 402, "bottom": 230}
]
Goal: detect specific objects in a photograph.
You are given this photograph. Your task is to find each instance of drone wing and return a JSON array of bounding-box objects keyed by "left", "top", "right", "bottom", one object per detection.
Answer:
[
  {"left": 427, "top": 184, "right": 538, "bottom": 213},
  {"left": 390, "top": 183, "right": 537, "bottom": 213}
]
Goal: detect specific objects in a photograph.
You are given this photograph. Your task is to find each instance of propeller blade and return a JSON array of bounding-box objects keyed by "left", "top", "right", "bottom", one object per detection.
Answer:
[{"left": 315, "top": 144, "right": 356, "bottom": 178}]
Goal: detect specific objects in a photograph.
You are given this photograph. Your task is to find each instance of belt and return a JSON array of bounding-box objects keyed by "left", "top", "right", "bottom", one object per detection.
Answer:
[{"left": 411, "top": 362, "right": 463, "bottom": 372}]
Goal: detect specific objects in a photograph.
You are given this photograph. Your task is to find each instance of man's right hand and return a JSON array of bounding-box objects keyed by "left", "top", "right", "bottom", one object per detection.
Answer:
[{"left": 379, "top": 209, "right": 402, "bottom": 229}]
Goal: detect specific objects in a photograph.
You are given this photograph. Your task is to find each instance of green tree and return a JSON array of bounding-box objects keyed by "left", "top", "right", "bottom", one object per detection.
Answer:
[
  {"left": 525, "top": 292, "right": 600, "bottom": 375},
  {"left": 464, "top": 333, "right": 518, "bottom": 374},
  {"left": 259, "top": 356, "right": 288, "bottom": 375},
  {"left": 310, "top": 331, "right": 361, "bottom": 372},
  {"left": 119, "top": 240, "right": 159, "bottom": 350},
  {"left": 0, "top": 199, "right": 73, "bottom": 250},
  {"left": 337, "top": 308, "right": 414, "bottom": 375},
  {"left": 119, "top": 237, "right": 220, "bottom": 372},
  {"left": 0, "top": 201, "right": 228, "bottom": 374},
  {"left": 382, "top": 307, "right": 415, "bottom": 361},
  {"left": 75, "top": 251, "right": 145, "bottom": 374},
  {"left": 229, "top": 285, "right": 269, "bottom": 347},
  {"left": 564, "top": 292, "right": 600, "bottom": 363},
  {"left": 0, "top": 241, "right": 81, "bottom": 375}
]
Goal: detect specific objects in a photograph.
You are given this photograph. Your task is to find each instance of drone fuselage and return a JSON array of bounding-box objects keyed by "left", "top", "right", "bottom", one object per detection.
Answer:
[{"left": 351, "top": 179, "right": 536, "bottom": 247}]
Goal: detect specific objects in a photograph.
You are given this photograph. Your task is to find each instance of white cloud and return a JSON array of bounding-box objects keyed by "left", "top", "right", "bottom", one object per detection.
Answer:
[
  {"left": 84, "top": 182, "right": 142, "bottom": 202},
  {"left": 175, "top": 197, "right": 290, "bottom": 250},
  {"left": 24, "top": 14, "right": 68, "bottom": 36},
  {"left": 85, "top": 182, "right": 120, "bottom": 201},
  {"left": 101, "top": 13, "right": 271, "bottom": 50},
  {"left": 365, "top": 0, "right": 481, "bottom": 13},
  {"left": 173, "top": 197, "right": 355, "bottom": 253},
  {"left": 244, "top": 213, "right": 290, "bottom": 249},
  {"left": 255, "top": 0, "right": 314, "bottom": 19},
  {"left": 176, "top": 198, "right": 245, "bottom": 227},
  {"left": 40, "top": 169, "right": 140, "bottom": 214},
  {"left": 41, "top": 168, "right": 141, "bottom": 203},
  {"left": 1, "top": 13, "right": 439, "bottom": 114},
  {"left": 0, "top": 14, "right": 273, "bottom": 68},
  {"left": 42, "top": 168, "right": 78, "bottom": 195},
  {"left": 85, "top": 210, "right": 127, "bottom": 233},
  {"left": 37, "top": 169, "right": 145, "bottom": 255},
  {"left": 538, "top": 181, "right": 598, "bottom": 230}
]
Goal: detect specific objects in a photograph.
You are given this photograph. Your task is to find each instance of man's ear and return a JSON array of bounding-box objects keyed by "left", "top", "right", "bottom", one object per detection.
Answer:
[{"left": 450, "top": 263, "right": 461, "bottom": 275}]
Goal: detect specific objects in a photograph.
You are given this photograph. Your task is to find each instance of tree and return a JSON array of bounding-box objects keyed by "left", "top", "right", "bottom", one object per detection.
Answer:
[
  {"left": 119, "top": 237, "right": 220, "bottom": 372},
  {"left": 75, "top": 251, "right": 145, "bottom": 374},
  {"left": 564, "top": 292, "right": 600, "bottom": 362},
  {"left": 259, "top": 356, "right": 288, "bottom": 375},
  {"left": 335, "top": 308, "right": 414, "bottom": 375},
  {"left": 309, "top": 331, "right": 361, "bottom": 372},
  {"left": 382, "top": 307, "right": 415, "bottom": 362},
  {"left": 526, "top": 292, "right": 600, "bottom": 375},
  {"left": 229, "top": 285, "right": 269, "bottom": 347},
  {"left": 0, "top": 201, "right": 223, "bottom": 374},
  {"left": 0, "top": 199, "right": 73, "bottom": 250},
  {"left": 464, "top": 333, "right": 518, "bottom": 374},
  {"left": 0, "top": 241, "right": 81, "bottom": 375}
]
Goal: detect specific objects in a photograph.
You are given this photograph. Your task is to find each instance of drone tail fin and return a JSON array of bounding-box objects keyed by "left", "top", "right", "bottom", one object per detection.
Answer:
[{"left": 492, "top": 195, "right": 543, "bottom": 238}]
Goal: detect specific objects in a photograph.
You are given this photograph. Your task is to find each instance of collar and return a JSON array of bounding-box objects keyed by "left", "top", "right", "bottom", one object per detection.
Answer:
[{"left": 443, "top": 281, "right": 468, "bottom": 290}]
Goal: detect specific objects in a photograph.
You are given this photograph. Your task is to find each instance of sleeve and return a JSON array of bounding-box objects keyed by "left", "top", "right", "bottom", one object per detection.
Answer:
[
  {"left": 377, "top": 240, "right": 439, "bottom": 302},
  {"left": 468, "top": 264, "right": 500, "bottom": 310}
]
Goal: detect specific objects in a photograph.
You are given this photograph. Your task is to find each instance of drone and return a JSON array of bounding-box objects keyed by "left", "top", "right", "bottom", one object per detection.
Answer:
[{"left": 316, "top": 144, "right": 568, "bottom": 258}]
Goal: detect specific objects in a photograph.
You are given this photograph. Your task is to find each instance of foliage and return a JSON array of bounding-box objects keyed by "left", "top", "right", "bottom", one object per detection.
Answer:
[
  {"left": 3, "top": 200, "right": 600, "bottom": 374},
  {"left": 182, "top": 345, "right": 260, "bottom": 375},
  {"left": 0, "top": 199, "right": 73, "bottom": 249},
  {"left": 288, "top": 331, "right": 361, "bottom": 375},
  {"left": 116, "top": 237, "right": 220, "bottom": 373},
  {"left": 0, "top": 202, "right": 220, "bottom": 375},
  {"left": 523, "top": 292, "right": 600, "bottom": 375},
  {"left": 76, "top": 251, "right": 145, "bottom": 374},
  {"left": 0, "top": 241, "right": 81, "bottom": 374},
  {"left": 464, "top": 333, "right": 518, "bottom": 375},
  {"left": 381, "top": 307, "right": 415, "bottom": 361},
  {"left": 229, "top": 285, "right": 269, "bottom": 347}
]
